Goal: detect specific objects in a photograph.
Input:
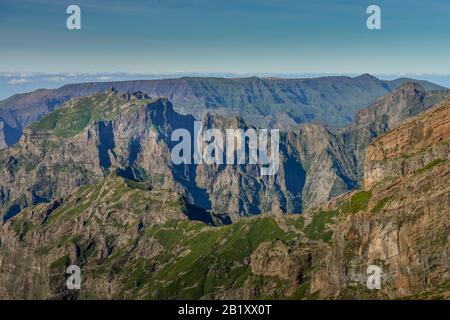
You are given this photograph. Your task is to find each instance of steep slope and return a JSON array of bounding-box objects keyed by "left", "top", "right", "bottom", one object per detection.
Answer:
[
  {"left": 363, "top": 99, "right": 450, "bottom": 188},
  {"left": 0, "top": 175, "right": 188, "bottom": 299},
  {"left": 340, "top": 83, "right": 450, "bottom": 181},
  {"left": 0, "top": 74, "right": 444, "bottom": 148},
  {"left": 0, "top": 99, "right": 448, "bottom": 299},
  {"left": 2, "top": 82, "right": 449, "bottom": 222},
  {"left": 309, "top": 100, "right": 450, "bottom": 299},
  {"left": 0, "top": 121, "right": 6, "bottom": 149},
  {"left": 0, "top": 89, "right": 356, "bottom": 221},
  {"left": 0, "top": 174, "right": 326, "bottom": 299}
]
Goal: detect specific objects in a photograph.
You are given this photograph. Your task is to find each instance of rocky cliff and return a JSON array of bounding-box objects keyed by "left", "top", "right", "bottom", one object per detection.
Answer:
[
  {"left": 307, "top": 100, "right": 449, "bottom": 298},
  {"left": 0, "top": 121, "right": 6, "bottom": 149},
  {"left": 0, "top": 89, "right": 360, "bottom": 222},
  {"left": 0, "top": 97, "right": 448, "bottom": 300},
  {"left": 340, "top": 82, "right": 450, "bottom": 181},
  {"left": 363, "top": 99, "right": 450, "bottom": 189}
]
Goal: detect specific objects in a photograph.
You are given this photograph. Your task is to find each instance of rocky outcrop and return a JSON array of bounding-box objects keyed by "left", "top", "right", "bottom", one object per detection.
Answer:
[
  {"left": 0, "top": 175, "right": 189, "bottom": 299},
  {"left": 340, "top": 83, "right": 450, "bottom": 182},
  {"left": 0, "top": 118, "right": 448, "bottom": 300},
  {"left": 310, "top": 159, "right": 449, "bottom": 299},
  {"left": 0, "top": 91, "right": 181, "bottom": 221},
  {"left": 0, "top": 90, "right": 358, "bottom": 221},
  {"left": 2, "top": 84, "right": 449, "bottom": 222},
  {"left": 0, "top": 121, "right": 6, "bottom": 149},
  {"left": 308, "top": 100, "right": 450, "bottom": 299},
  {"left": 363, "top": 99, "right": 450, "bottom": 189},
  {"left": 0, "top": 89, "right": 448, "bottom": 300}
]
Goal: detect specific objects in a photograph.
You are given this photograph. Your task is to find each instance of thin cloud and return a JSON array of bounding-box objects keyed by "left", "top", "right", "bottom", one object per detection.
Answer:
[
  {"left": 97, "top": 76, "right": 114, "bottom": 81},
  {"left": 8, "top": 78, "right": 30, "bottom": 84},
  {"left": 47, "top": 76, "right": 67, "bottom": 82}
]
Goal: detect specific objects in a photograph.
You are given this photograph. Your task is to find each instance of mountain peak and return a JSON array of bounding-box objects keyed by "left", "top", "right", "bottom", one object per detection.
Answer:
[
  {"left": 26, "top": 91, "right": 159, "bottom": 139},
  {"left": 109, "top": 86, "right": 118, "bottom": 94},
  {"left": 394, "top": 81, "right": 425, "bottom": 91},
  {"left": 355, "top": 73, "right": 378, "bottom": 81}
]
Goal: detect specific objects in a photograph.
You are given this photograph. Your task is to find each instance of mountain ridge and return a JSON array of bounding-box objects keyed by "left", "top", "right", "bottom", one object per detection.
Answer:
[
  {"left": 1, "top": 83, "right": 449, "bottom": 223},
  {"left": 0, "top": 74, "right": 445, "bottom": 148},
  {"left": 0, "top": 89, "right": 350, "bottom": 221},
  {"left": 0, "top": 96, "right": 448, "bottom": 299}
]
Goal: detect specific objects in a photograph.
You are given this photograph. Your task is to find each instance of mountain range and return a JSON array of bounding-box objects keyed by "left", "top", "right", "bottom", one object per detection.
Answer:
[
  {"left": 0, "top": 74, "right": 448, "bottom": 300},
  {"left": 1, "top": 81, "right": 448, "bottom": 222},
  {"left": 0, "top": 87, "right": 448, "bottom": 299},
  {"left": 0, "top": 74, "right": 445, "bottom": 148}
]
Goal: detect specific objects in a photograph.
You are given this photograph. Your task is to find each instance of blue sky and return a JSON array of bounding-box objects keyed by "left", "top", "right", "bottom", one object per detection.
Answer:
[{"left": 1, "top": 0, "right": 450, "bottom": 75}]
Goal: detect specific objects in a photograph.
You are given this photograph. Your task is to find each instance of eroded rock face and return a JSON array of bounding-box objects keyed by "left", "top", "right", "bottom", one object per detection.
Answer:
[
  {"left": 0, "top": 92, "right": 181, "bottom": 222},
  {"left": 0, "top": 121, "right": 6, "bottom": 149},
  {"left": 2, "top": 84, "right": 450, "bottom": 222},
  {"left": 250, "top": 239, "right": 327, "bottom": 296},
  {"left": 0, "top": 90, "right": 358, "bottom": 221},
  {"left": 363, "top": 100, "right": 450, "bottom": 189},
  {"left": 0, "top": 75, "right": 444, "bottom": 148},
  {"left": 310, "top": 161, "right": 450, "bottom": 299},
  {"left": 0, "top": 90, "right": 448, "bottom": 300},
  {"left": 0, "top": 175, "right": 187, "bottom": 299},
  {"left": 308, "top": 100, "right": 450, "bottom": 299},
  {"left": 341, "top": 83, "right": 450, "bottom": 182},
  {"left": 251, "top": 240, "right": 295, "bottom": 279}
]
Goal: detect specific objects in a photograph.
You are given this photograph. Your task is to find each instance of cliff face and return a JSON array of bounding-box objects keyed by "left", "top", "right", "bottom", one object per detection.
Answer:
[
  {"left": 310, "top": 159, "right": 449, "bottom": 299},
  {"left": 341, "top": 83, "right": 450, "bottom": 181},
  {"left": 0, "top": 175, "right": 190, "bottom": 299},
  {"left": 2, "top": 84, "right": 449, "bottom": 221},
  {"left": 0, "top": 121, "right": 6, "bottom": 149},
  {"left": 0, "top": 90, "right": 356, "bottom": 221},
  {"left": 309, "top": 100, "right": 450, "bottom": 299},
  {"left": 0, "top": 173, "right": 327, "bottom": 299},
  {"left": 363, "top": 99, "right": 450, "bottom": 189},
  {"left": 0, "top": 81, "right": 449, "bottom": 300},
  {"left": 0, "top": 91, "right": 182, "bottom": 221}
]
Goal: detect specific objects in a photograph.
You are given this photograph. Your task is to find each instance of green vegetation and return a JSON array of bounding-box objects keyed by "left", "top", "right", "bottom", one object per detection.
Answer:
[
  {"left": 120, "top": 216, "right": 297, "bottom": 299},
  {"left": 288, "top": 281, "right": 311, "bottom": 300},
  {"left": 286, "top": 216, "right": 305, "bottom": 231},
  {"left": 28, "top": 93, "right": 152, "bottom": 138},
  {"left": 371, "top": 196, "right": 392, "bottom": 213},
  {"left": 414, "top": 159, "right": 444, "bottom": 175},
  {"left": 46, "top": 181, "right": 104, "bottom": 225},
  {"left": 340, "top": 191, "right": 372, "bottom": 214},
  {"left": 300, "top": 190, "right": 373, "bottom": 243},
  {"left": 125, "top": 179, "right": 149, "bottom": 191},
  {"left": 49, "top": 254, "right": 71, "bottom": 271},
  {"left": 29, "top": 96, "right": 97, "bottom": 137},
  {"left": 338, "top": 282, "right": 384, "bottom": 299},
  {"left": 12, "top": 213, "right": 33, "bottom": 241},
  {"left": 303, "top": 210, "right": 335, "bottom": 242},
  {"left": 45, "top": 175, "right": 184, "bottom": 225}
]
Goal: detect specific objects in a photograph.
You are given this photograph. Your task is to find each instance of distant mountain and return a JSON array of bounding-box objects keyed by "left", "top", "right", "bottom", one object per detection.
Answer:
[{"left": 0, "top": 74, "right": 444, "bottom": 148}]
